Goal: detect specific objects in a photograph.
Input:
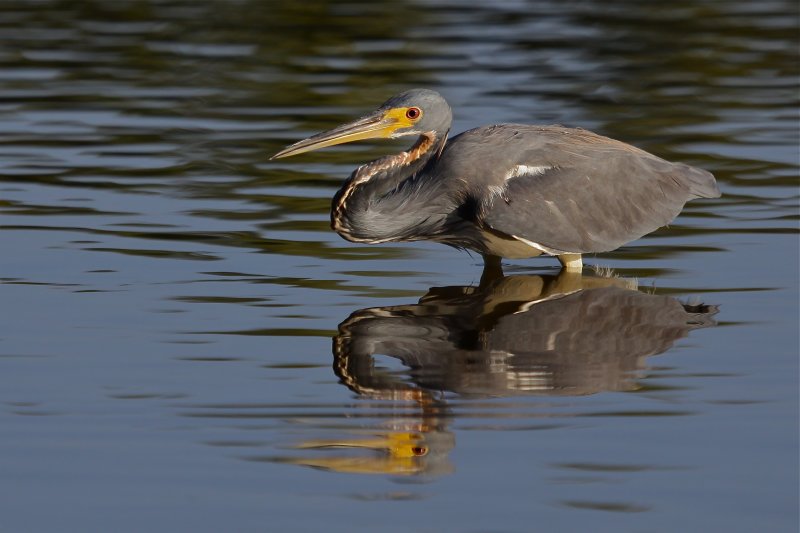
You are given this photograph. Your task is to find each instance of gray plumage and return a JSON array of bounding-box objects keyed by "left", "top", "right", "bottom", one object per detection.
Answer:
[
  {"left": 436, "top": 124, "right": 720, "bottom": 253},
  {"left": 273, "top": 89, "right": 721, "bottom": 268}
]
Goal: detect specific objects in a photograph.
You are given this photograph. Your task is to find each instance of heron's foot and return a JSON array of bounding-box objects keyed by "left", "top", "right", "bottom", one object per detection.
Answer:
[{"left": 557, "top": 253, "right": 583, "bottom": 272}]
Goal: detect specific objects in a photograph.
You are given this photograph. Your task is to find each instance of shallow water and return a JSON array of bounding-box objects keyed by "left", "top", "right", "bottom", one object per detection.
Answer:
[{"left": 0, "top": 1, "right": 798, "bottom": 532}]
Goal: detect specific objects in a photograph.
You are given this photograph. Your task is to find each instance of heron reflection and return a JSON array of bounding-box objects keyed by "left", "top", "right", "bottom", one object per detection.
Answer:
[{"left": 286, "top": 270, "right": 717, "bottom": 475}]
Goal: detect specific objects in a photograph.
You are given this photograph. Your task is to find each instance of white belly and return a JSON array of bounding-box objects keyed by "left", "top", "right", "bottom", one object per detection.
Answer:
[{"left": 478, "top": 230, "right": 546, "bottom": 259}]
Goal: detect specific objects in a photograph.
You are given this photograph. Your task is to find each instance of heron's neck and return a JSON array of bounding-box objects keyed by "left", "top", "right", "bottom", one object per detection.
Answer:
[{"left": 332, "top": 132, "right": 449, "bottom": 243}]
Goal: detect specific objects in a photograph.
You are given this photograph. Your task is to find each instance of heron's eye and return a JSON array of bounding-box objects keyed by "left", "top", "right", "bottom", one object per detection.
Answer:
[{"left": 405, "top": 107, "right": 422, "bottom": 120}]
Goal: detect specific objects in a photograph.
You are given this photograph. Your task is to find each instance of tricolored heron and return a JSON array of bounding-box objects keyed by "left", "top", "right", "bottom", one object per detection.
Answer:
[{"left": 272, "top": 89, "right": 720, "bottom": 271}]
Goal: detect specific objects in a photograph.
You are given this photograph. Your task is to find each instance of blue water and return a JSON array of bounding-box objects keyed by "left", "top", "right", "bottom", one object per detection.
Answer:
[{"left": 0, "top": 1, "right": 797, "bottom": 532}]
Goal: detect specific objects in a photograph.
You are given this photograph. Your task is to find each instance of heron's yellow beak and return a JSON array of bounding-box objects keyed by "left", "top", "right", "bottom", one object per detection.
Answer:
[{"left": 270, "top": 108, "right": 415, "bottom": 159}]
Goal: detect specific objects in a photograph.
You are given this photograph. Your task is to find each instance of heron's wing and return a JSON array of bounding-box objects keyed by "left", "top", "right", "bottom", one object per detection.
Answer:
[
  {"left": 468, "top": 129, "right": 718, "bottom": 253},
  {"left": 482, "top": 161, "right": 700, "bottom": 253}
]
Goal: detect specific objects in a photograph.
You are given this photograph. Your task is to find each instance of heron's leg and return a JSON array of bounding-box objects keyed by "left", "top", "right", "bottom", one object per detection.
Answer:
[
  {"left": 557, "top": 253, "right": 582, "bottom": 272},
  {"left": 480, "top": 254, "right": 504, "bottom": 287}
]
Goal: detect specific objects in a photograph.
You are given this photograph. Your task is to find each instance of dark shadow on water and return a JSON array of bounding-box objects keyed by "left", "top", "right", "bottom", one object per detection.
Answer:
[{"left": 273, "top": 269, "right": 718, "bottom": 476}]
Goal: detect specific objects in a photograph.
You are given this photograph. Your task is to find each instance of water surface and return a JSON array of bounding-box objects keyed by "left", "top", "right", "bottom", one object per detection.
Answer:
[{"left": 0, "top": 1, "right": 798, "bottom": 532}]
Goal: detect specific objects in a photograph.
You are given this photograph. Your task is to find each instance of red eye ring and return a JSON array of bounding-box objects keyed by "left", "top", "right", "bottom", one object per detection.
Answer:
[{"left": 406, "top": 107, "right": 421, "bottom": 120}]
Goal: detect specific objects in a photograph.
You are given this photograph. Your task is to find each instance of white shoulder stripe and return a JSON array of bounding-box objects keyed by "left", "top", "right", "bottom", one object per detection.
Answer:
[{"left": 504, "top": 164, "right": 550, "bottom": 182}]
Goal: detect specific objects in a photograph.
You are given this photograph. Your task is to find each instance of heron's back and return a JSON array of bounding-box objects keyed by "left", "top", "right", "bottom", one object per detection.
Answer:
[{"left": 434, "top": 124, "right": 720, "bottom": 254}]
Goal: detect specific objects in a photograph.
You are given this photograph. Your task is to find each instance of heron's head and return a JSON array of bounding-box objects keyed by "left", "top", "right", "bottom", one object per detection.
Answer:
[{"left": 271, "top": 88, "right": 452, "bottom": 159}]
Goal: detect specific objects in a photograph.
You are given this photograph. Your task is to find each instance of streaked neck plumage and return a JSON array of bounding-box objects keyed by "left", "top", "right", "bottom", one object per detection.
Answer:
[{"left": 331, "top": 132, "right": 450, "bottom": 244}]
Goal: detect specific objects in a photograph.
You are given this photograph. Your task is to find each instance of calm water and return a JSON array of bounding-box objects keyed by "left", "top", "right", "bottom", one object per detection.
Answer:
[{"left": 1, "top": 1, "right": 798, "bottom": 531}]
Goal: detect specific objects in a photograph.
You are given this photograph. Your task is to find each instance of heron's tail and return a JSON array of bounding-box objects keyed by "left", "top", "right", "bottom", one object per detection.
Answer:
[{"left": 677, "top": 163, "right": 721, "bottom": 199}]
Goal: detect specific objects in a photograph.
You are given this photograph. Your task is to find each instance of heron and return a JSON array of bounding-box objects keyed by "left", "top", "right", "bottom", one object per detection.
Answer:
[{"left": 271, "top": 89, "right": 720, "bottom": 272}]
